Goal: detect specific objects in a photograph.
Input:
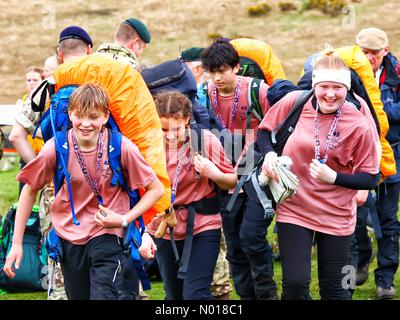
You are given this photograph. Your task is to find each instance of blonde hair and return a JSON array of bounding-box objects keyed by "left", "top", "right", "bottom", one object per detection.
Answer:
[
  {"left": 314, "top": 44, "right": 349, "bottom": 71},
  {"left": 68, "top": 83, "right": 110, "bottom": 117}
]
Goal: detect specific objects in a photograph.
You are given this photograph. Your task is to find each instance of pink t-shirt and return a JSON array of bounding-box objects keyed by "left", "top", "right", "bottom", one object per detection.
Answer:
[
  {"left": 207, "top": 76, "right": 270, "bottom": 144},
  {"left": 259, "top": 91, "right": 379, "bottom": 236},
  {"left": 147, "top": 130, "right": 235, "bottom": 240},
  {"left": 17, "top": 129, "right": 157, "bottom": 245}
]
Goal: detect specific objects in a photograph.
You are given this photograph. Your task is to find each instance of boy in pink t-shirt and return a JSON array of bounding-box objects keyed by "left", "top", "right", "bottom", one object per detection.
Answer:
[
  {"left": 200, "top": 39, "right": 278, "bottom": 300},
  {"left": 3, "top": 84, "right": 164, "bottom": 300}
]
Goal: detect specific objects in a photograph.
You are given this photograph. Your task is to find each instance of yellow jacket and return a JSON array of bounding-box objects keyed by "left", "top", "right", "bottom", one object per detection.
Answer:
[
  {"left": 54, "top": 54, "right": 171, "bottom": 223},
  {"left": 334, "top": 46, "right": 396, "bottom": 180},
  {"left": 230, "top": 38, "right": 286, "bottom": 85}
]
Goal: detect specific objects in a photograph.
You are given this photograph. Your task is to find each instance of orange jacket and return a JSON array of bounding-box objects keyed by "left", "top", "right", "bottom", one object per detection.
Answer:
[{"left": 54, "top": 54, "right": 171, "bottom": 224}]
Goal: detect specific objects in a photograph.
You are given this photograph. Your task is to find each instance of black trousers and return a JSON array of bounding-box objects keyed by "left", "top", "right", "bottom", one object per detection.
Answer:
[
  {"left": 61, "top": 233, "right": 126, "bottom": 300},
  {"left": 277, "top": 222, "right": 352, "bottom": 300}
]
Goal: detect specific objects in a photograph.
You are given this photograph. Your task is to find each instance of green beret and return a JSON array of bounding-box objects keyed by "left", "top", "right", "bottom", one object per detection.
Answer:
[
  {"left": 123, "top": 18, "right": 151, "bottom": 44},
  {"left": 180, "top": 47, "right": 205, "bottom": 62}
]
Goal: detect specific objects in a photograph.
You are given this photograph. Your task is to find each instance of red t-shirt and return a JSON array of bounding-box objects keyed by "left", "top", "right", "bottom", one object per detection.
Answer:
[
  {"left": 259, "top": 91, "right": 379, "bottom": 236},
  {"left": 147, "top": 130, "right": 235, "bottom": 240},
  {"left": 17, "top": 129, "right": 157, "bottom": 244}
]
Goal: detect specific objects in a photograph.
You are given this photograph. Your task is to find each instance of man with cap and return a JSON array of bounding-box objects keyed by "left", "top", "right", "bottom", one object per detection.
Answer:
[
  {"left": 180, "top": 47, "right": 210, "bottom": 110},
  {"left": 181, "top": 47, "right": 207, "bottom": 84},
  {"left": 9, "top": 25, "right": 93, "bottom": 301},
  {"left": 97, "top": 18, "right": 151, "bottom": 69},
  {"left": 356, "top": 27, "right": 400, "bottom": 300},
  {"left": 10, "top": 25, "right": 93, "bottom": 168}
]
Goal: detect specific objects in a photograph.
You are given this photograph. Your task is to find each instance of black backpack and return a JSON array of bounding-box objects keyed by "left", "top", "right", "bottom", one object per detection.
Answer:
[
  {"left": 142, "top": 58, "right": 264, "bottom": 167},
  {"left": 141, "top": 58, "right": 210, "bottom": 130}
]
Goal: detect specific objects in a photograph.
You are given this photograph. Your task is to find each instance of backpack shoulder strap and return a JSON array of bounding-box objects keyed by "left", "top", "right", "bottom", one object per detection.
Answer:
[
  {"left": 247, "top": 78, "right": 264, "bottom": 129},
  {"left": 53, "top": 130, "right": 80, "bottom": 226},
  {"left": 53, "top": 131, "right": 69, "bottom": 194},
  {"left": 106, "top": 128, "right": 141, "bottom": 209},
  {"left": 202, "top": 81, "right": 211, "bottom": 110},
  {"left": 271, "top": 89, "right": 314, "bottom": 144},
  {"left": 31, "top": 80, "right": 55, "bottom": 113}
]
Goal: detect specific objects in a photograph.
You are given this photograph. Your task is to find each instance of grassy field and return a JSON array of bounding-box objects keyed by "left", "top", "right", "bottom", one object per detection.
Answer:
[
  {"left": 0, "top": 0, "right": 400, "bottom": 103},
  {"left": 0, "top": 157, "right": 398, "bottom": 300}
]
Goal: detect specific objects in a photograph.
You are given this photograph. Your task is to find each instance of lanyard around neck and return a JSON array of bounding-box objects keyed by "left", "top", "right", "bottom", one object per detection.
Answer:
[
  {"left": 313, "top": 102, "right": 344, "bottom": 164},
  {"left": 170, "top": 140, "right": 191, "bottom": 204},
  {"left": 211, "top": 78, "right": 241, "bottom": 129},
  {"left": 71, "top": 128, "right": 105, "bottom": 205}
]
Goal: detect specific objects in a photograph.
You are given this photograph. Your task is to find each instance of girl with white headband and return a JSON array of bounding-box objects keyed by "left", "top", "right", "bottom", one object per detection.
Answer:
[{"left": 257, "top": 48, "right": 380, "bottom": 300}]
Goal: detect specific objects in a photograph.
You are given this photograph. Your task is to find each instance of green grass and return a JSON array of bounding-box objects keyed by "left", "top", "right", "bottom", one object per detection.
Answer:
[
  {"left": 0, "top": 156, "right": 20, "bottom": 215},
  {"left": 0, "top": 155, "right": 398, "bottom": 300}
]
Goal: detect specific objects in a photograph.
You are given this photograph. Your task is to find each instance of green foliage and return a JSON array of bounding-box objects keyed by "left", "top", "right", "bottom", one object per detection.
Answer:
[
  {"left": 0, "top": 158, "right": 19, "bottom": 216},
  {"left": 207, "top": 32, "right": 223, "bottom": 40},
  {"left": 247, "top": 3, "right": 272, "bottom": 17}
]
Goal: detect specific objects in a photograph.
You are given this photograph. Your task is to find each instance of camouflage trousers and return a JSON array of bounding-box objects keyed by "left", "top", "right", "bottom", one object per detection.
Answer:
[
  {"left": 211, "top": 230, "right": 232, "bottom": 297},
  {"left": 39, "top": 185, "right": 68, "bottom": 300}
]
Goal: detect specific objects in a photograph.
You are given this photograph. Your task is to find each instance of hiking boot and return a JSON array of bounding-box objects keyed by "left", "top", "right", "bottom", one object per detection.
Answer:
[
  {"left": 377, "top": 286, "right": 396, "bottom": 300},
  {"left": 356, "top": 251, "right": 375, "bottom": 286},
  {"left": 356, "top": 263, "right": 370, "bottom": 286}
]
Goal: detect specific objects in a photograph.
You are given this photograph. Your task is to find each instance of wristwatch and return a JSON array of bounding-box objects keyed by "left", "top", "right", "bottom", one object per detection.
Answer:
[{"left": 121, "top": 215, "right": 128, "bottom": 228}]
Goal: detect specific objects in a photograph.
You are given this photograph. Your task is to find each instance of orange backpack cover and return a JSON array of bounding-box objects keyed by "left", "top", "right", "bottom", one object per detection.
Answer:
[
  {"left": 230, "top": 38, "right": 287, "bottom": 85},
  {"left": 54, "top": 54, "right": 171, "bottom": 224}
]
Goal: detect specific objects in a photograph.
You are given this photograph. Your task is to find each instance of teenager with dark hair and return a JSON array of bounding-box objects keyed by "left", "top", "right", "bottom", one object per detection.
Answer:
[{"left": 201, "top": 39, "right": 278, "bottom": 300}]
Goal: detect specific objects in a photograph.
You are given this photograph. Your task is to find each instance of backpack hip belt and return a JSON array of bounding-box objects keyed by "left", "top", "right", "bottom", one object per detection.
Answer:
[
  {"left": 170, "top": 195, "right": 220, "bottom": 216},
  {"left": 168, "top": 194, "right": 221, "bottom": 280}
]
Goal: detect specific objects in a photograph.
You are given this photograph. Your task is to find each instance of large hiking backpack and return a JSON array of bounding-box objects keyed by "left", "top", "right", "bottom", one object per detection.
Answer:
[
  {"left": 141, "top": 58, "right": 210, "bottom": 129},
  {"left": 230, "top": 67, "right": 382, "bottom": 216},
  {"left": 0, "top": 204, "right": 47, "bottom": 292},
  {"left": 230, "top": 38, "right": 287, "bottom": 85},
  {"left": 31, "top": 54, "right": 171, "bottom": 225},
  {"left": 34, "top": 84, "right": 150, "bottom": 290},
  {"left": 140, "top": 58, "right": 255, "bottom": 166}
]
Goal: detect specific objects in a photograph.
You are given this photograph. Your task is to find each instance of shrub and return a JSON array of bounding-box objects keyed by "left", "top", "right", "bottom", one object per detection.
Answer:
[
  {"left": 247, "top": 3, "right": 272, "bottom": 17},
  {"left": 279, "top": 2, "right": 298, "bottom": 12},
  {"left": 207, "top": 32, "right": 223, "bottom": 40},
  {"left": 306, "top": 0, "right": 347, "bottom": 17}
]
